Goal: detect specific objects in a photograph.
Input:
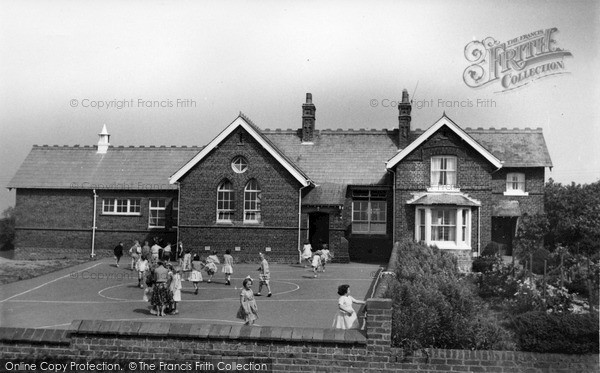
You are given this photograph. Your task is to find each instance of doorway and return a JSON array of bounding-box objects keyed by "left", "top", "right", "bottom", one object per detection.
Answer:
[
  {"left": 491, "top": 217, "right": 518, "bottom": 256},
  {"left": 308, "top": 212, "right": 329, "bottom": 250}
]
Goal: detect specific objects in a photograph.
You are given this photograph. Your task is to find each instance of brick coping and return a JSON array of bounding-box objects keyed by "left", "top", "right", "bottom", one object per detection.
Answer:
[{"left": 0, "top": 320, "right": 367, "bottom": 346}]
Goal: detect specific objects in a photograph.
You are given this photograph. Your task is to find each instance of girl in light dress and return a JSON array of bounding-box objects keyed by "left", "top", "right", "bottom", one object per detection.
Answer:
[
  {"left": 236, "top": 277, "right": 258, "bottom": 325},
  {"left": 301, "top": 240, "right": 313, "bottom": 267},
  {"left": 205, "top": 251, "right": 220, "bottom": 283},
  {"left": 222, "top": 249, "right": 234, "bottom": 285},
  {"left": 169, "top": 266, "right": 182, "bottom": 315},
  {"left": 181, "top": 250, "right": 192, "bottom": 280},
  {"left": 189, "top": 254, "right": 204, "bottom": 295},
  {"left": 311, "top": 252, "right": 322, "bottom": 278},
  {"left": 332, "top": 284, "right": 365, "bottom": 329}
]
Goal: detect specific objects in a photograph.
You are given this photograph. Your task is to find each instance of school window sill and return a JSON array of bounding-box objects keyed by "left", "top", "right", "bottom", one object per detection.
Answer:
[
  {"left": 101, "top": 213, "right": 142, "bottom": 217},
  {"left": 503, "top": 191, "right": 529, "bottom": 196}
]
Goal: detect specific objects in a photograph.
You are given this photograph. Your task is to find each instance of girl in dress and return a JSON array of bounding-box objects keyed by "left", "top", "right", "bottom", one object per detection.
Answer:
[
  {"left": 311, "top": 251, "right": 322, "bottom": 278},
  {"left": 181, "top": 249, "right": 192, "bottom": 281},
  {"left": 169, "top": 266, "right": 182, "bottom": 315},
  {"left": 332, "top": 284, "right": 365, "bottom": 329},
  {"left": 301, "top": 240, "right": 313, "bottom": 267},
  {"left": 190, "top": 254, "right": 204, "bottom": 295},
  {"left": 320, "top": 246, "right": 333, "bottom": 272},
  {"left": 205, "top": 251, "right": 220, "bottom": 283},
  {"left": 136, "top": 255, "right": 149, "bottom": 288},
  {"left": 236, "top": 277, "right": 258, "bottom": 325},
  {"left": 222, "top": 249, "right": 234, "bottom": 285}
]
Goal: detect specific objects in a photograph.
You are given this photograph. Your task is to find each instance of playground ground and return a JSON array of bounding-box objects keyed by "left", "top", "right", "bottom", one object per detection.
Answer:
[{"left": 0, "top": 257, "right": 384, "bottom": 330}]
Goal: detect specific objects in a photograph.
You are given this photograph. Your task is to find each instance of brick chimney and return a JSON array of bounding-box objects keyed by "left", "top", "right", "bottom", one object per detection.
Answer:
[
  {"left": 97, "top": 124, "right": 110, "bottom": 154},
  {"left": 302, "top": 93, "right": 316, "bottom": 143},
  {"left": 398, "top": 89, "right": 411, "bottom": 148}
]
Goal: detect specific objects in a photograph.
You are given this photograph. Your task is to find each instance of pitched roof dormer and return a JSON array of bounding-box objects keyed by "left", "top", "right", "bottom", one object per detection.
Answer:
[{"left": 386, "top": 114, "right": 503, "bottom": 170}]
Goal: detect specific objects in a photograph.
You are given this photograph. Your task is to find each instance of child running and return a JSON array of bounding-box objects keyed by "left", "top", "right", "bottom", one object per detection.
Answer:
[
  {"left": 320, "top": 246, "right": 333, "bottom": 272},
  {"left": 311, "top": 251, "right": 322, "bottom": 278},
  {"left": 190, "top": 254, "right": 204, "bottom": 295},
  {"left": 222, "top": 249, "right": 234, "bottom": 285},
  {"left": 236, "top": 277, "right": 258, "bottom": 325},
  {"left": 205, "top": 251, "right": 220, "bottom": 283}
]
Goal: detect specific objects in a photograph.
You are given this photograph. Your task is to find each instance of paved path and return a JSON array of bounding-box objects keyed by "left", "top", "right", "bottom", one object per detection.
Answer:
[{"left": 0, "top": 258, "right": 383, "bottom": 329}]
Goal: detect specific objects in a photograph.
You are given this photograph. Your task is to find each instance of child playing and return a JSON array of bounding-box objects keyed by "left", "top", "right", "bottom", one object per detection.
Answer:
[
  {"left": 136, "top": 255, "right": 149, "bottom": 288},
  {"left": 256, "top": 252, "right": 272, "bottom": 297},
  {"left": 320, "top": 246, "right": 333, "bottom": 272},
  {"left": 181, "top": 249, "right": 192, "bottom": 281},
  {"left": 190, "top": 254, "right": 204, "bottom": 295},
  {"left": 222, "top": 249, "right": 234, "bottom": 285},
  {"left": 236, "top": 277, "right": 258, "bottom": 325},
  {"left": 301, "top": 240, "right": 312, "bottom": 267},
  {"left": 169, "top": 266, "right": 182, "bottom": 315},
  {"left": 205, "top": 251, "right": 219, "bottom": 283},
  {"left": 332, "top": 284, "right": 366, "bottom": 329},
  {"left": 311, "top": 251, "right": 322, "bottom": 278}
]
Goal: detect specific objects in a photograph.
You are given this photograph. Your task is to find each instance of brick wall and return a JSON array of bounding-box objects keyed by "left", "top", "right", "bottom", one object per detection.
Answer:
[
  {"left": 1, "top": 304, "right": 597, "bottom": 372},
  {"left": 14, "top": 189, "right": 177, "bottom": 259},
  {"left": 178, "top": 127, "right": 308, "bottom": 263}
]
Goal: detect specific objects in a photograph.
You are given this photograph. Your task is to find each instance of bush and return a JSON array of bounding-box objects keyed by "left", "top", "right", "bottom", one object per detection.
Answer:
[
  {"left": 472, "top": 255, "right": 501, "bottom": 273},
  {"left": 510, "top": 311, "right": 599, "bottom": 354},
  {"left": 386, "top": 240, "right": 513, "bottom": 350},
  {"left": 476, "top": 261, "right": 521, "bottom": 299},
  {"left": 481, "top": 241, "right": 503, "bottom": 257}
]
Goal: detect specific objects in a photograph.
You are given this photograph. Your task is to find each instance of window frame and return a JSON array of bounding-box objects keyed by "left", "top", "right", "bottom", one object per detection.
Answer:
[
  {"left": 101, "top": 198, "right": 141, "bottom": 216},
  {"left": 148, "top": 198, "right": 166, "bottom": 228},
  {"left": 231, "top": 156, "right": 248, "bottom": 174},
  {"left": 243, "top": 179, "right": 262, "bottom": 224},
  {"left": 415, "top": 206, "right": 471, "bottom": 249},
  {"left": 429, "top": 155, "right": 458, "bottom": 191},
  {"left": 216, "top": 180, "right": 235, "bottom": 223},
  {"left": 504, "top": 172, "right": 528, "bottom": 195},
  {"left": 351, "top": 190, "right": 387, "bottom": 235},
  {"left": 171, "top": 199, "right": 179, "bottom": 228}
]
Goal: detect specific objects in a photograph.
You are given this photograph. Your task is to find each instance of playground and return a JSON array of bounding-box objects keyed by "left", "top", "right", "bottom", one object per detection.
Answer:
[{"left": 0, "top": 257, "right": 382, "bottom": 330}]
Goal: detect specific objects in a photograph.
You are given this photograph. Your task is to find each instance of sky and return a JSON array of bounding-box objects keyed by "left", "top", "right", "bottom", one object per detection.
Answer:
[{"left": 0, "top": 0, "right": 598, "bottom": 213}]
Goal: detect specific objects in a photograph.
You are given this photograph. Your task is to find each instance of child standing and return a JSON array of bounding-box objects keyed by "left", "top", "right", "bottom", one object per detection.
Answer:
[
  {"left": 129, "top": 240, "right": 141, "bottom": 270},
  {"left": 256, "top": 252, "right": 272, "bottom": 297},
  {"left": 181, "top": 249, "right": 192, "bottom": 280},
  {"left": 236, "top": 277, "right": 258, "bottom": 325},
  {"left": 190, "top": 254, "right": 204, "bottom": 295},
  {"left": 332, "top": 284, "right": 365, "bottom": 329},
  {"left": 222, "top": 249, "right": 234, "bottom": 285},
  {"left": 136, "top": 255, "right": 149, "bottom": 288},
  {"left": 169, "top": 266, "right": 182, "bottom": 315}
]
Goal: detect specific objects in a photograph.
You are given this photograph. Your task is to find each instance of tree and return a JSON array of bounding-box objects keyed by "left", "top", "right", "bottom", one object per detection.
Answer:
[
  {"left": 544, "top": 179, "right": 600, "bottom": 258},
  {"left": 513, "top": 213, "right": 549, "bottom": 263},
  {"left": 0, "top": 206, "right": 16, "bottom": 251}
]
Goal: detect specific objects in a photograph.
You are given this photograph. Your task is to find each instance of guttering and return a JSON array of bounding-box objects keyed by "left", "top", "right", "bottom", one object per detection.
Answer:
[
  {"left": 477, "top": 205, "right": 481, "bottom": 257},
  {"left": 91, "top": 189, "right": 97, "bottom": 258},
  {"left": 297, "top": 184, "right": 309, "bottom": 262},
  {"left": 387, "top": 168, "right": 397, "bottom": 243}
]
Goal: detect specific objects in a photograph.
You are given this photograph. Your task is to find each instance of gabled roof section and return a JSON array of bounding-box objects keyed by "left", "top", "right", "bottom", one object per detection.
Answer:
[
  {"left": 386, "top": 114, "right": 503, "bottom": 170},
  {"left": 169, "top": 114, "right": 311, "bottom": 186}
]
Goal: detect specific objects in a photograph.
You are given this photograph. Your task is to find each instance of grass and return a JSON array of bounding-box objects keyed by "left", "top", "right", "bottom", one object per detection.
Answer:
[{"left": 0, "top": 252, "right": 91, "bottom": 285}]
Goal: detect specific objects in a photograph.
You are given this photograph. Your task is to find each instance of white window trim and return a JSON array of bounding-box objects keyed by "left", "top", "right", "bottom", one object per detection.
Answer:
[
  {"left": 430, "top": 156, "right": 459, "bottom": 190},
  {"left": 415, "top": 207, "right": 471, "bottom": 250},
  {"left": 231, "top": 156, "right": 248, "bottom": 174},
  {"left": 216, "top": 181, "right": 235, "bottom": 223},
  {"left": 148, "top": 199, "right": 166, "bottom": 228},
  {"left": 101, "top": 198, "right": 141, "bottom": 216},
  {"left": 504, "top": 172, "right": 528, "bottom": 196},
  {"left": 243, "top": 180, "right": 261, "bottom": 224}
]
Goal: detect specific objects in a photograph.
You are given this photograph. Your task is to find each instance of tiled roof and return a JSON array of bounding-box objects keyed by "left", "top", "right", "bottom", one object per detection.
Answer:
[
  {"left": 464, "top": 128, "right": 553, "bottom": 167},
  {"left": 7, "top": 145, "right": 203, "bottom": 190},
  {"left": 264, "top": 129, "right": 399, "bottom": 205},
  {"left": 407, "top": 192, "right": 481, "bottom": 206}
]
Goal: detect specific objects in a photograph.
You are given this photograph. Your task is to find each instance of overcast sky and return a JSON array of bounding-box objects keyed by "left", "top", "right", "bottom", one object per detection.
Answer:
[{"left": 1, "top": 0, "right": 598, "bottom": 212}]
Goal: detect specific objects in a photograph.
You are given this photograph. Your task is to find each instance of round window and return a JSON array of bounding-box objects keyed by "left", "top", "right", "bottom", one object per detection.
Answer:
[{"left": 231, "top": 156, "right": 248, "bottom": 173}]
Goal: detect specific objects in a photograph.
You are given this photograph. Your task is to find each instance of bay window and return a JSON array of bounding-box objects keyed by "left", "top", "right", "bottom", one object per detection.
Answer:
[{"left": 415, "top": 207, "right": 471, "bottom": 249}]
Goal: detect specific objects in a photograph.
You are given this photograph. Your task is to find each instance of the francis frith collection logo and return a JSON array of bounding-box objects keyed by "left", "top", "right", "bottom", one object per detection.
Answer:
[{"left": 463, "top": 28, "right": 572, "bottom": 92}]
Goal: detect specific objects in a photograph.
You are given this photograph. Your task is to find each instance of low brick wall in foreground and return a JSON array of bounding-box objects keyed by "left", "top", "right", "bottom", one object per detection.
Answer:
[{"left": 1, "top": 297, "right": 597, "bottom": 372}]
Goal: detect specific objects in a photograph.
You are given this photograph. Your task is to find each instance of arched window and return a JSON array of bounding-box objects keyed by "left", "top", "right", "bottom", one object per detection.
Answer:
[
  {"left": 217, "top": 180, "right": 234, "bottom": 222},
  {"left": 244, "top": 179, "right": 261, "bottom": 223}
]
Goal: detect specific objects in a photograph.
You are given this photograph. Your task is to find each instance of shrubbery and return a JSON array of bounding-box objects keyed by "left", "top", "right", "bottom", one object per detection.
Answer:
[
  {"left": 385, "top": 240, "right": 514, "bottom": 351},
  {"left": 510, "top": 311, "right": 599, "bottom": 354}
]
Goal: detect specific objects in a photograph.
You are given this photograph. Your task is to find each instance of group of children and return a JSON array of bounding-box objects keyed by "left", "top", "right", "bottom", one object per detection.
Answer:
[{"left": 300, "top": 240, "right": 333, "bottom": 278}]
